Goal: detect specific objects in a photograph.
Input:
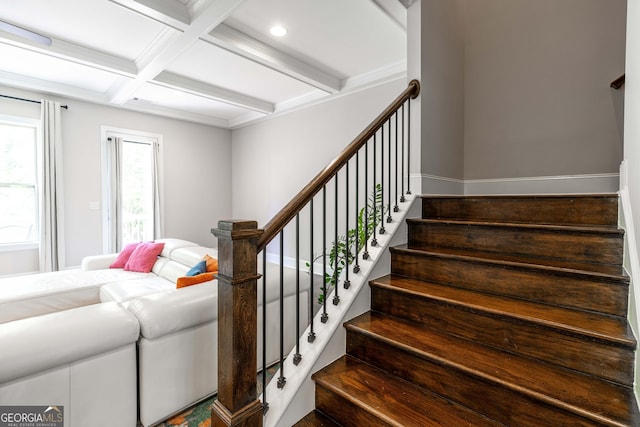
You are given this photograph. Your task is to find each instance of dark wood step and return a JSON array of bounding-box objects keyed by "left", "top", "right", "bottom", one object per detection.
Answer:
[
  {"left": 370, "top": 275, "right": 636, "bottom": 386},
  {"left": 294, "top": 410, "right": 341, "bottom": 427},
  {"left": 346, "top": 311, "right": 636, "bottom": 427},
  {"left": 390, "top": 246, "right": 630, "bottom": 316},
  {"left": 421, "top": 194, "right": 619, "bottom": 227},
  {"left": 312, "top": 355, "right": 505, "bottom": 427},
  {"left": 407, "top": 219, "right": 624, "bottom": 274}
]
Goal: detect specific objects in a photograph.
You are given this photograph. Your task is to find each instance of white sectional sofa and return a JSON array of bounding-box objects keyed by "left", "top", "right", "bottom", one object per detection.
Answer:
[{"left": 0, "top": 238, "right": 310, "bottom": 427}]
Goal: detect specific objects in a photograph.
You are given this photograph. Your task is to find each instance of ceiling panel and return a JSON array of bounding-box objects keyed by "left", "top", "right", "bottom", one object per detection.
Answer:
[
  {"left": 167, "top": 40, "right": 316, "bottom": 103},
  {"left": 0, "top": 43, "right": 121, "bottom": 93},
  {"left": 0, "top": 0, "right": 170, "bottom": 61},
  {"left": 226, "top": 0, "right": 406, "bottom": 77},
  {"left": 133, "top": 82, "right": 253, "bottom": 120},
  {"left": 0, "top": 0, "right": 407, "bottom": 128}
]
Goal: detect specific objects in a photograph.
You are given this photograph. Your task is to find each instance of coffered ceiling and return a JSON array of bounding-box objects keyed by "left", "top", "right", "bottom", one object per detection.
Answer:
[{"left": 0, "top": 0, "right": 407, "bottom": 128}]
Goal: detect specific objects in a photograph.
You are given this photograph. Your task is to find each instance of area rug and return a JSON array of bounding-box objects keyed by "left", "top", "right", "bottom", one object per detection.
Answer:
[{"left": 156, "top": 365, "right": 278, "bottom": 427}]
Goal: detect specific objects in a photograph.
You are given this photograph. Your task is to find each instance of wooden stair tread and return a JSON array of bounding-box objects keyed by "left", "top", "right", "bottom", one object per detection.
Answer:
[
  {"left": 371, "top": 275, "right": 636, "bottom": 348},
  {"left": 346, "top": 311, "right": 634, "bottom": 426},
  {"left": 312, "top": 355, "right": 504, "bottom": 427},
  {"left": 294, "top": 410, "right": 340, "bottom": 427}
]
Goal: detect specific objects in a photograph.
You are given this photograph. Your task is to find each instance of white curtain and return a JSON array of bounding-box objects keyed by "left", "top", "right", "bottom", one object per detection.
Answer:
[
  {"left": 104, "top": 137, "right": 162, "bottom": 252},
  {"left": 152, "top": 141, "right": 163, "bottom": 240},
  {"left": 39, "top": 100, "right": 65, "bottom": 272},
  {"left": 105, "top": 137, "right": 123, "bottom": 252}
]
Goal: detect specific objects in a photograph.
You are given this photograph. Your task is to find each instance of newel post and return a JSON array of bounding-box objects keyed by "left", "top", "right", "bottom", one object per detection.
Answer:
[{"left": 211, "top": 220, "right": 264, "bottom": 427}]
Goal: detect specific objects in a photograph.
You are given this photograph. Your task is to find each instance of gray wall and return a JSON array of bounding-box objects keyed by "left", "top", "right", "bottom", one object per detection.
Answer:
[
  {"left": 464, "top": 0, "right": 627, "bottom": 180},
  {"left": 408, "top": 0, "right": 626, "bottom": 192},
  {"left": 231, "top": 80, "right": 405, "bottom": 226},
  {"left": 0, "top": 86, "right": 232, "bottom": 275},
  {"left": 420, "top": 0, "right": 465, "bottom": 184}
]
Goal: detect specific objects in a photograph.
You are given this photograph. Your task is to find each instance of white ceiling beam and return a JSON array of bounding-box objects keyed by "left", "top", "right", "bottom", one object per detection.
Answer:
[
  {"left": 203, "top": 24, "right": 342, "bottom": 94},
  {"left": 0, "top": 30, "right": 137, "bottom": 77},
  {"left": 370, "top": 0, "right": 407, "bottom": 30},
  {"left": 108, "top": 0, "right": 246, "bottom": 105},
  {"left": 124, "top": 97, "right": 231, "bottom": 128},
  {"left": 397, "top": 0, "right": 417, "bottom": 8},
  {"left": 107, "top": 0, "right": 190, "bottom": 30},
  {"left": 154, "top": 71, "right": 274, "bottom": 113},
  {"left": 0, "top": 69, "right": 111, "bottom": 104}
]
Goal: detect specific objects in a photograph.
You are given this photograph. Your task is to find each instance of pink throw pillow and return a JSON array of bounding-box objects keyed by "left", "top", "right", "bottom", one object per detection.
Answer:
[
  {"left": 124, "top": 242, "right": 165, "bottom": 273},
  {"left": 110, "top": 242, "right": 141, "bottom": 269}
]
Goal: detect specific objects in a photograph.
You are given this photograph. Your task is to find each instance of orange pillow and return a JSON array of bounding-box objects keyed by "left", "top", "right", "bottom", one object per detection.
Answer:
[
  {"left": 204, "top": 254, "right": 218, "bottom": 272},
  {"left": 176, "top": 272, "right": 215, "bottom": 289}
]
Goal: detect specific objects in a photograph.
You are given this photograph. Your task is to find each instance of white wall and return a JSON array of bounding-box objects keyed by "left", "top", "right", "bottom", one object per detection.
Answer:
[
  {"left": 0, "top": 86, "right": 232, "bottom": 275},
  {"left": 624, "top": 0, "right": 640, "bottom": 396},
  {"left": 627, "top": 2, "right": 640, "bottom": 271},
  {"left": 464, "top": 0, "right": 626, "bottom": 181},
  {"left": 231, "top": 80, "right": 405, "bottom": 225}
]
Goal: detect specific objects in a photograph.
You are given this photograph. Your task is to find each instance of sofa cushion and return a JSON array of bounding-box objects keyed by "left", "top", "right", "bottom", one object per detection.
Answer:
[
  {"left": 99, "top": 276, "right": 177, "bottom": 304},
  {"left": 125, "top": 242, "right": 165, "bottom": 272},
  {"left": 110, "top": 242, "right": 140, "bottom": 268},
  {"left": 176, "top": 272, "right": 215, "bottom": 289},
  {"left": 156, "top": 238, "right": 199, "bottom": 259},
  {"left": 204, "top": 254, "right": 218, "bottom": 272},
  {"left": 186, "top": 260, "right": 207, "bottom": 276},
  {"left": 170, "top": 246, "right": 217, "bottom": 267},
  {"left": 0, "top": 269, "right": 152, "bottom": 323},
  {"left": 127, "top": 282, "right": 218, "bottom": 340},
  {"left": 0, "top": 302, "right": 139, "bottom": 384}
]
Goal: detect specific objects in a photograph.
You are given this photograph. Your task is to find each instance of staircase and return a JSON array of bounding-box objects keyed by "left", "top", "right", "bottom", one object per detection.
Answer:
[{"left": 295, "top": 194, "right": 638, "bottom": 427}]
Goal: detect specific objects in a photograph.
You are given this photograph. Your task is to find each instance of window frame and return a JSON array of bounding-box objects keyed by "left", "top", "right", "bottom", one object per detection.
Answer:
[
  {"left": 0, "top": 114, "right": 41, "bottom": 252},
  {"left": 100, "top": 126, "right": 164, "bottom": 254}
]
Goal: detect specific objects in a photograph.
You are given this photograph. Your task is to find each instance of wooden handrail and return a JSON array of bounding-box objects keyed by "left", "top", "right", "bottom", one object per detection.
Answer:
[
  {"left": 611, "top": 74, "right": 625, "bottom": 89},
  {"left": 256, "top": 79, "right": 421, "bottom": 251}
]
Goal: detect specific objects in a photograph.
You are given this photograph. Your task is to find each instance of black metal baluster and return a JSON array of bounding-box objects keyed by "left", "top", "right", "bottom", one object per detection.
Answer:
[
  {"left": 371, "top": 133, "right": 378, "bottom": 247},
  {"left": 277, "top": 232, "right": 286, "bottom": 389},
  {"left": 261, "top": 250, "right": 268, "bottom": 413},
  {"left": 321, "top": 186, "right": 328, "bottom": 323},
  {"left": 353, "top": 151, "right": 360, "bottom": 273},
  {"left": 400, "top": 103, "right": 406, "bottom": 203},
  {"left": 380, "top": 121, "right": 387, "bottom": 233},
  {"left": 308, "top": 199, "right": 316, "bottom": 343},
  {"left": 394, "top": 111, "right": 399, "bottom": 212},
  {"left": 407, "top": 99, "right": 412, "bottom": 195},
  {"left": 387, "top": 117, "right": 393, "bottom": 223},
  {"left": 344, "top": 161, "right": 351, "bottom": 289},
  {"left": 333, "top": 176, "right": 340, "bottom": 305},
  {"left": 363, "top": 141, "right": 370, "bottom": 260},
  {"left": 294, "top": 214, "right": 301, "bottom": 365}
]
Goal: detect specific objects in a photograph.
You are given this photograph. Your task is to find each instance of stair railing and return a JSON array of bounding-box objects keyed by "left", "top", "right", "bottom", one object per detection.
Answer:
[{"left": 211, "top": 79, "right": 420, "bottom": 427}]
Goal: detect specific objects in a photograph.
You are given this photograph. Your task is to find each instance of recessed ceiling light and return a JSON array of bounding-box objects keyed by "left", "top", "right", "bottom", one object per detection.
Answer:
[{"left": 270, "top": 25, "right": 287, "bottom": 37}]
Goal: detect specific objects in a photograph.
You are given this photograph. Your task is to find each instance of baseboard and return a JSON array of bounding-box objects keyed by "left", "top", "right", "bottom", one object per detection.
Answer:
[
  {"left": 464, "top": 173, "right": 619, "bottom": 195},
  {"left": 417, "top": 173, "right": 464, "bottom": 195},
  {"left": 413, "top": 172, "right": 619, "bottom": 195}
]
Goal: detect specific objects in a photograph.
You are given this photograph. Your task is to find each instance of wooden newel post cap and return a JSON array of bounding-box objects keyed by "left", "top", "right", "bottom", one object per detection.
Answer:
[{"left": 211, "top": 220, "right": 263, "bottom": 240}]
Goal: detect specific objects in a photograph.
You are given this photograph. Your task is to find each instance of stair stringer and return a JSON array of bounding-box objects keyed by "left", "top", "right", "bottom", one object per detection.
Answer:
[
  {"left": 619, "top": 185, "right": 640, "bottom": 405},
  {"left": 263, "top": 195, "right": 422, "bottom": 427}
]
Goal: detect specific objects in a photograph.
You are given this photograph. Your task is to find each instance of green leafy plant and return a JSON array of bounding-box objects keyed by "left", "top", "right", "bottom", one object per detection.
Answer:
[{"left": 307, "top": 184, "right": 386, "bottom": 304}]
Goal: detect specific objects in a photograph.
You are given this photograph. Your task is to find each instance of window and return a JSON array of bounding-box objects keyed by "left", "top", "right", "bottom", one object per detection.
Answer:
[
  {"left": 0, "top": 116, "right": 39, "bottom": 248},
  {"left": 101, "top": 127, "right": 163, "bottom": 253}
]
